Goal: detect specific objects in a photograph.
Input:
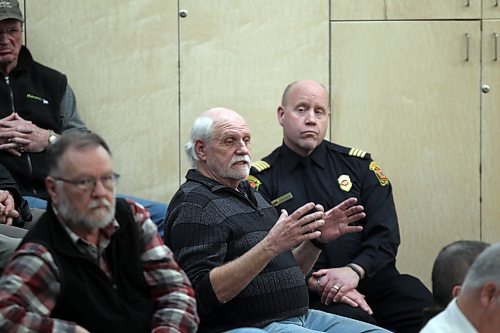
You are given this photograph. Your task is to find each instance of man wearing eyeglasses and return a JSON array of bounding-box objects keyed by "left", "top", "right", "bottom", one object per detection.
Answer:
[
  {"left": 0, "top": 131, "right": 199, "bottom": 333},
  {"left": 0, "top": 1, "right": 168, "bottom": 234}
]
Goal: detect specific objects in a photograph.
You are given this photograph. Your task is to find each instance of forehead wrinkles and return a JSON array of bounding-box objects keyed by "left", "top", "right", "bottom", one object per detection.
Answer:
[{"left": 212, "top": 120, "right": 250, "bottom": 140}]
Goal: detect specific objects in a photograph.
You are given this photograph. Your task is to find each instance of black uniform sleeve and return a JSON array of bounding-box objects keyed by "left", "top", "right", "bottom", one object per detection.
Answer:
[{"left": 353, "top": 163, "right": 400, "bottom": 277}]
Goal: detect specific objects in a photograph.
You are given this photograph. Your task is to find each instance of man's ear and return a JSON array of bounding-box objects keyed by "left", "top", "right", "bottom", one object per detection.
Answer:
[
  {"left": 452, "top": 285, "right": 462, "bottom": 298},
  {"left": 195, "top": 139, "right": 207, "bottom": 161},
  {"left": 277, "top": 106, "right": 285, "bottom": 126},
  {"left": 45, "top": 176, "right": 59, "bottom": 204},
  {"left": 479, "top": 282, "right": 497, "bottom": 307}
]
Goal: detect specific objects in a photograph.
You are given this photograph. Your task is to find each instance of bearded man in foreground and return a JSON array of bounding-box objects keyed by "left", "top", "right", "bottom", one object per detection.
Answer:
[{"left": 0, "top": 132, "right": 198, "bottom": 333}]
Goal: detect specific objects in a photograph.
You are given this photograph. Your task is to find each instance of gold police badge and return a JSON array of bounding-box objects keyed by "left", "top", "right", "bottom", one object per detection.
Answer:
[{"left": 338, "top": 174, "right": 352, "bottom": 192}]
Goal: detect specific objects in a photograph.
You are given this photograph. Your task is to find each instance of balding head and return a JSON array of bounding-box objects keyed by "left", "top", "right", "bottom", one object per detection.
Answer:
[
  {"left": 201, "top": 107, "right": 246, "bottom": 126},
  {"left": 281, "top": 80, "right": 329, "bottom": 108},
  {"left": 278, "top": 80, "right": 330, "bottom": 156}
]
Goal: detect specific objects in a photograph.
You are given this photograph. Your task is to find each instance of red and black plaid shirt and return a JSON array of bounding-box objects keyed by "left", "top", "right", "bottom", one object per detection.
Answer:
[{"left": 0, "top": 200, "right": 199, "bottom": 332}]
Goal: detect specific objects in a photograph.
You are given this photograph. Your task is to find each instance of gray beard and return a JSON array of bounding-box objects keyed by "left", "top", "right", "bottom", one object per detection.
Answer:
[{"left": 57, "top": 194, "right": 116, "bottom": 231}]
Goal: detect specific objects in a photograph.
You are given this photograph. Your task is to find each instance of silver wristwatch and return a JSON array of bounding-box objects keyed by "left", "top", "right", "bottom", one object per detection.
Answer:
[{"left": 48, "top": 130, "right": 58, "bottom": 145}]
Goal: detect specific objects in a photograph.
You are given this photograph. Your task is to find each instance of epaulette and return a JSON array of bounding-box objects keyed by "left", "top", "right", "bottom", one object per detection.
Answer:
[
  {"left": 348, "top": 148, "right": 368, "bottom": 159},
  {"left": 251, "top": 160, "right": 270, "bottom": 173},
  {"left": 327, "top": 142, "right": 371, "bottom": 160}
]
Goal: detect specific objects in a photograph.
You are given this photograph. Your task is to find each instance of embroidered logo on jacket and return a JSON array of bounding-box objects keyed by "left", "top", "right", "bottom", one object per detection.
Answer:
[{"left": 26, "top": 94, "right": 49, "bottom": 105}]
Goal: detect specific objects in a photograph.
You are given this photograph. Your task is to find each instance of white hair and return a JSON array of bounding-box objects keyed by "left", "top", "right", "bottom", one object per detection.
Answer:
[
  {"left": 461, "top": 242, "right": 500, "bottom": 290},
  {"left": 185, "top": 116, "right": 214, "bottom": 167}
]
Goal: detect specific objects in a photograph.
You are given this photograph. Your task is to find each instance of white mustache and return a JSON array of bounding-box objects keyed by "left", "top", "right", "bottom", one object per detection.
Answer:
[
  {"left": 87, "top": 199, "right": 112, "bottom": 209},
  {"left": 231, "top": 155, "right": 251, "bottom": 165}
]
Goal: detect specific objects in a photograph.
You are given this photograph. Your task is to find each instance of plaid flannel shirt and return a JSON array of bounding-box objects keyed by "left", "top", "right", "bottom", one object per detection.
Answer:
[{"left": 0, "top": 200, "right": 199, "bottom": 333}]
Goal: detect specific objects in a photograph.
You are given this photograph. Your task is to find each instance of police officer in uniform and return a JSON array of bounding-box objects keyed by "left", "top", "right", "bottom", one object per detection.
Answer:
[{"left": 250, "top": 80, "right": 433, "bottom": 333}]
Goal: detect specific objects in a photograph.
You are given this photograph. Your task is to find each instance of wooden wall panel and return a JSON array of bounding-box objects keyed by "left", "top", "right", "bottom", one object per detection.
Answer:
[
  {"left": 24, "top": 0, "right": 179, "bottom": 203},
  {"left": 178, "top": 0, "right": 329, "bottom": 176},
  {"left": 481, "top": 20, "right": 500, "bottom": 243},
  {"left": 331, "top": 21, "right": 482, "bottom": 286}
]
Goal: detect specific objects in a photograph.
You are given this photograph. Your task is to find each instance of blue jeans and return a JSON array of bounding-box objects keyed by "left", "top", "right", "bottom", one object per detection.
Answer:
[
  {"left": 225, "top": 329, "right": 267, "bottom": 333},
  {"left": 261, "top": 309, "right": 389, "bottom": 333},
  {"left": 24, "top": 194, "right": 168, "bottom": 236}
]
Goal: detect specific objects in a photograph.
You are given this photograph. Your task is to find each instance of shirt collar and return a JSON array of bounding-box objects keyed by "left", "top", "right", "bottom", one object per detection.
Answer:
[
  {"left": 186, "top": 169, "right": 256, "bottom": 201},
  {"left": 448, "top": 298, "right": 479, "bottom": 333},
  {"left": 280, "top": 140, "right": 328, "bottom": 173}
]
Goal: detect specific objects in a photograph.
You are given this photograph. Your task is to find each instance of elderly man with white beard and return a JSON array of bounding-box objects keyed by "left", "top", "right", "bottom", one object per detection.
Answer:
[
  {"left": 0, "top": 132, "right": 199, "bottom": 333},
  {"left": 164, "top": 107, "right": 389, "bottom": 333}
]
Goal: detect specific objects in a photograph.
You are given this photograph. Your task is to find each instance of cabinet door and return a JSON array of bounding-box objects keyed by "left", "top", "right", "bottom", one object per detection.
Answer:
[
  {"left": 331, "top": 21, "right": 481, "bottom": 285},
  {"left": 483, "top": 0, "right": 500, "bottom": 19},
  {"left": 331, "top": 0, "right": 481, "bottom": 20},
  {"left": 25, "top": 0, "right": 179, "bottom": 203},
  {"left": 178, "top": 0, "right": 329, "bottom": 174},
  {"left": 481, "top": 20, "right": 500, "bottom": 243}
]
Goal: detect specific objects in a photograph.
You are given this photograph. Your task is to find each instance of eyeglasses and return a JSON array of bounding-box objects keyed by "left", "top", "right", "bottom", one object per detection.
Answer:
[
  {"left": 54, "top": 173, "right": 120, "bottom": 191},
  {"left": 0, "top": 27, "right": 23, "bottom": 39}
]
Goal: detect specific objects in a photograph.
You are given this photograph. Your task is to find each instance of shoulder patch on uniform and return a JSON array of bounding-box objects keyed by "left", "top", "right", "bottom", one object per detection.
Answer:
[
  {"left": 247, "top": 175, "right": 262, "bottom": 190},
  {"left": 369, "top": 161, "right": 389, "bottom": 186},
  {"left": 251, "top": 160, "right": 270, "bottom": 173},
  {"left": 348, "top": 148, "right": 368, "bottom": 159}
]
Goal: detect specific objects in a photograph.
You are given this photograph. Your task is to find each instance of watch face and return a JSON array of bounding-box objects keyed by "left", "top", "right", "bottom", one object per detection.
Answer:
[{"left": 48, "top": 134, "right": 57, "bottom": 144}]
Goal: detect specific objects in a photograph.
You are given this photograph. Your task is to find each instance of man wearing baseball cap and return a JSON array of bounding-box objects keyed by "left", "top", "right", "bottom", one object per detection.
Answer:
[
  {"left": 0, "top": 0, "right": 89, "bottom": 214},
  {"left": 0, "top": 0, "right": 168, "bottom": 266},
  {"left": 0, "top": 0, "right": 23, "bottom": 22}
]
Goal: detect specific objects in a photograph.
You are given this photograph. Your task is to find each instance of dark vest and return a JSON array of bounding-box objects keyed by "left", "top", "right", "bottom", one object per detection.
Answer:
[
  {"left": 21, "top": 199, "right": 154, "bottom": 333},
  {"left": 0, "top": 46, "right": 67, "bottom": 199}
]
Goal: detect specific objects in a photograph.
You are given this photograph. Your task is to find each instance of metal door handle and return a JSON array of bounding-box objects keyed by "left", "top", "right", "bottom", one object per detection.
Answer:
[
  {"left": 495, "top": 33, "right": 499, "bottom": 61},
  {"left": 465, "top": 33, "right": 471, "bottom": 62}
]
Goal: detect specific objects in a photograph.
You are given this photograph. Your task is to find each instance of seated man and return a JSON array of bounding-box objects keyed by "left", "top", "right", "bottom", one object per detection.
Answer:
[
  {"left": 420, "top": 242, "right": 500, "bottom": 333},
  {"left": 250, "top": 80, "right": 433, "bottom": 332},
  {"left": 423, "top": 239, "right": 490, "bottom": 322},
  {"left": 0, "top": 132, "right": 199, "bottom": 333},
  {"left": 0, "top": 0, "right": 167, "bottom": 232},
  {"left": 164, "top": 107, "right": 389, "bottom": 333}
]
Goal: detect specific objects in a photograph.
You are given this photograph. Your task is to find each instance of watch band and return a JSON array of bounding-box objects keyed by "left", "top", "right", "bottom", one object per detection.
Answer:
[{"left": 347, "top": 263, "right": 363, "bottom": 280}]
